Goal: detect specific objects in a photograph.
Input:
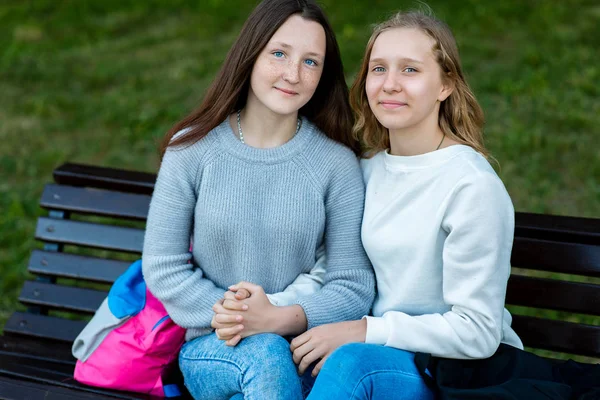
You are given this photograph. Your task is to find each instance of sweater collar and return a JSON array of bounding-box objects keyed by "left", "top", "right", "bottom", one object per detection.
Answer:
[
  {"left": 215, "top": 115, "right": 315, "bottom": 164},
  {"left": 383, "top": 144, "right": 475, "bottom": 171}
]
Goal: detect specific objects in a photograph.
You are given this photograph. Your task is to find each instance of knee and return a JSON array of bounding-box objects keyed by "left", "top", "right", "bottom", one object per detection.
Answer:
[
  {"left": 326, "top": 343, "right": 371, "bottom": 371},
  {"left": 240, "top": 333, "right": 293, "bottom": 367}
]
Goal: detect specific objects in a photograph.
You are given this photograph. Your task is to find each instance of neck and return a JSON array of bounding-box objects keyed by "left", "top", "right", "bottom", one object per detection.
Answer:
[
  {"left": 233, "top": 96, "right": 299, "bottom": 148},
  {"left": 388, "top": 112, "right": 445, "bottom": 156}
]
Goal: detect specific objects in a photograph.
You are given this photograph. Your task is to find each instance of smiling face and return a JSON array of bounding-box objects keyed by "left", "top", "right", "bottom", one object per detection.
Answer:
[
  {"left": 247, "top": 14, "right": 326, "bottom": 117},
  {"left": 365, "top": 27, "right": 452, "bottom": 134}
]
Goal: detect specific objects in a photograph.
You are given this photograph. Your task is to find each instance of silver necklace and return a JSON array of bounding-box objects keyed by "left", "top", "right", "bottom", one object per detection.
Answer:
[{"left": 237, "top": 110, "right": 301, "bottom": 144}]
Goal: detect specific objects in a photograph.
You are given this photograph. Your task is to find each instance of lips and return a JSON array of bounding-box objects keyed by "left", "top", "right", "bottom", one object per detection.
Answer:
[
  {"left": 379, "top": 100, "right": 407, "bottom": 109},
  {"left": 275, "top": 87, "right": 298, "bottom": 96}
]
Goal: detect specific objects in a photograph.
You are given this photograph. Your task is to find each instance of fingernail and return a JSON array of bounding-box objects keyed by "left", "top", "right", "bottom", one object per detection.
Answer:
[
  {"left": 242, "top": 305, "right": 248, "bottom": 310},
  {"left": 229, "top": 285, "right": 237, "bottom": 290}
]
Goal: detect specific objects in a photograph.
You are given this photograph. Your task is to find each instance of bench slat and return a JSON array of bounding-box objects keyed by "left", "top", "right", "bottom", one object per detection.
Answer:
[
  {"left": 0, "top": 336, "right": 75, "bottom": 364},
  {"left": 511, "top": 237, "right": 600, "bottom": 277},
  {"left": 28, "top": 250, "right": 131, "bottom": 283},
  {"left": 40, "top": 184, "right": 151, "bottom": 220},
  {"left": 0, "top": 375, "right": 131, "bottom": 400},
  {"left": 511, "top": 315, "right": 600, "bottom": 358},
  {"left": 3, "top": 313, "right": 87, "bottom": 343},
  {"left": 515, "top": 212, "right": 600, "bottom": 244},
  {"left": 35, "top": 217, "right": 144, "bottom": 253},
  {"left": 19, "top": 282, "right": 106, "bottom": 314},
  {"left": 54, "top": 163, "right": 155, "bottom": 195},
  {"left": 506, "top": 275, "right": 600, "bottom": 316}
]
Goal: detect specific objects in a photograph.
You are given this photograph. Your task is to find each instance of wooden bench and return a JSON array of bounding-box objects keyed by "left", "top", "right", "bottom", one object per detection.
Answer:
[{"left": 0, "top": 162, "right": 599, "bottom": 399}]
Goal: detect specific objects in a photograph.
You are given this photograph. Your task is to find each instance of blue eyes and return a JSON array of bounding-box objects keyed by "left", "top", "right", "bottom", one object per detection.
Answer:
[
  {"left": 271, "top": 51, "right": 318, "bottom": 67},
  {"left": 371, "top": 66, "right": 417, "bottom": 73}
]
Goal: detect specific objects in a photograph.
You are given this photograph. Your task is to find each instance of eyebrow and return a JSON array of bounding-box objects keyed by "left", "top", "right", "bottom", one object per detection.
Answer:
[
  {"left": 270, "top": 41, "right": 324, "bottom": 59},
  {"left": 369, "top": 57, "right": 424, "bottom": 65}
]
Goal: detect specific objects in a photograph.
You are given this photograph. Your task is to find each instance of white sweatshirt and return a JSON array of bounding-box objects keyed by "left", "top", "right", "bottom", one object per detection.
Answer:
[{"left": 361, "top": 146, "right": 523, "bottom": 359}]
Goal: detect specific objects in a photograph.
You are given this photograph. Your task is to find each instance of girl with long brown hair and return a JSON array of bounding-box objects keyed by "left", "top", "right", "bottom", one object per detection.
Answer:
[
  {"left": 288, "top": 10, "right": 523, "bottom": 399},
  {"left": 141, "top": 0, "right": 374, "bottom": 399}
]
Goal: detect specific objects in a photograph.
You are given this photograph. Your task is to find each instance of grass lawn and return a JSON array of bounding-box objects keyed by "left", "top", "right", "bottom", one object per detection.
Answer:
[{"left": 0, "top": 0, "right": 598, "bottom": 357}]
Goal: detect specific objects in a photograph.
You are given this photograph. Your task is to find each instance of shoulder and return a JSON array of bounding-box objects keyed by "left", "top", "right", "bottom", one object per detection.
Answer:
[
  {"left": 446, "top": 149, "right": 513, "bottom": 215},
  {"left": 163, "top": 124, "right": 223, "bottom": 164},
  {"left": 158, "top": 123, "right": 224, "bottom": 185},
  {"left": 299, "top": 122, "right": 361, "bottom": 174},
  {"left": 359, "top": 151, "right": 385, "bottom": 184},
  {"left": 307, "top": 123, "right": 359, "bottom": 165},
  {"left": 296, "top": 122, "right": 364, "bottom": 195}
]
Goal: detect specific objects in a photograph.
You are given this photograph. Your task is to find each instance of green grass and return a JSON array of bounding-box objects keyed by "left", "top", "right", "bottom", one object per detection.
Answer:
[{"left": 0, "top": 0, "right": 599, "bottom": 359}]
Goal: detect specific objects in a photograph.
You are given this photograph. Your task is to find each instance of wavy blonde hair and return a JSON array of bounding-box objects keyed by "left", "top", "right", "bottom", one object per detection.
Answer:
[{"left": 350, "top": 10, "right": 488, "bottom": 158}]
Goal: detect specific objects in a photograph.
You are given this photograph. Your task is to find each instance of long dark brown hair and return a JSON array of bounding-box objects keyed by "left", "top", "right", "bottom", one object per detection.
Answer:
[{"left": 161, "top": 0, "right": 357, "bottom": 158}]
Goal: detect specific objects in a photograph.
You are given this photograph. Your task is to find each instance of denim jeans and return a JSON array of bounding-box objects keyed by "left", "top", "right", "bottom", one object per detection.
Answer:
[
  {"left": 307, "top": 343, "right": 435, "bottom": 400},
  {"left": 179, "top": 332, "right": 307, "bottom": 400}
]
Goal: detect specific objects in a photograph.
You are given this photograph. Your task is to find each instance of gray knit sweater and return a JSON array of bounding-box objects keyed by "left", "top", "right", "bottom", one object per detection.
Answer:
[{"left": 142, "top": 117, "right": 375, "bottom": 341}]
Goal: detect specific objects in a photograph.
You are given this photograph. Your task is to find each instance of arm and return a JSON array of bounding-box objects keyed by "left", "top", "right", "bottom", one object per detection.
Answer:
[
  {"left": 293, "top": 153, "right": 375, "bottom": 330},
  {"left": 142, "top": 144, "right": 225, "bottom": 331},
  {"left": 267, "top": 244, "right": 326, "bottom": 306},
  {"left": 211, "top": 245, "right": 326, "bottom": 343},
  {"left": 365, "top": 174, "right": 514, "bottom": 359}
]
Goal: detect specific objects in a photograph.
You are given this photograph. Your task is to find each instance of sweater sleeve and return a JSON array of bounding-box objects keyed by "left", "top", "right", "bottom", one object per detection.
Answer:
[
  {"left": 142, "top": 144, "right": 225, "bottom": 331},
  {"left": 295, "top": 153, "right": 375, "bottom": 328},
  {"left": 267, "top": 244, "right": 326, "bottom": 306},
  {"left": 365, "top": 173, "right": 514, "bottom": 359}
]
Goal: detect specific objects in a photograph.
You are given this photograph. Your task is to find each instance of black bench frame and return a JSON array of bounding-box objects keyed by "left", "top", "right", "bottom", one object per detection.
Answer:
[{"left": 1, "top": 162, "right": 599, "bottom": 399}]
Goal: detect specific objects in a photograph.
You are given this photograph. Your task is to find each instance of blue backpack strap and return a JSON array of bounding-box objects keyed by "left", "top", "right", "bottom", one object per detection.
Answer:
[
  {"left": 107, "top": 259, "right": 146, "bottom": 318},
  {"left": 163, "top": 384, "right": 183, "bottom": 398}
]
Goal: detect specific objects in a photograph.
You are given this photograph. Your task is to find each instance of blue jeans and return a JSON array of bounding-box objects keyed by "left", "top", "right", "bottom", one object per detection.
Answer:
[
  {"left": 307, "top": 343, "right": 435, "bottom": 400},
  {"left": 179, "top": 332, "right": 310, "bottom": 400}
]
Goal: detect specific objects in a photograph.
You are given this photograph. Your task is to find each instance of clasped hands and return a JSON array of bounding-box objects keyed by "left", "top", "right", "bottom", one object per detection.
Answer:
[{"left": 211, "top": 282, "right": 367, "bottom": 376}]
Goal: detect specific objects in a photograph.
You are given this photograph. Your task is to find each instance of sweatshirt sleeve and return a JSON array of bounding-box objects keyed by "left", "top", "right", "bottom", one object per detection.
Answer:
[
  {"left": 142, "top": 143, "right": 225, "bottom": 331},
  {"left": 267, "top": 244, "right": 326, "bottom": 306},
  {"left": 295, "top": 152, "right": 375, "bottom": 328},
  {"left": 365, "top": 173, "right": 514, "bottom": 359}
]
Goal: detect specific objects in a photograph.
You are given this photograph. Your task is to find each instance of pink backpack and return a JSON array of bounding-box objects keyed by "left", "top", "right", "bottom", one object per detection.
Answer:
[{"left": 72, "top": 260, "right": 186, "bottom": 397}]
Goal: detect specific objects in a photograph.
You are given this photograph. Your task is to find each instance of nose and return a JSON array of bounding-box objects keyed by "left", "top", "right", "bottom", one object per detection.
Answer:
[
  {"left": 382, "top": 71, "right": 401, "bottom": 94},
  {"left": 282, "top": 60, "right": 300, "bottom": 84}
]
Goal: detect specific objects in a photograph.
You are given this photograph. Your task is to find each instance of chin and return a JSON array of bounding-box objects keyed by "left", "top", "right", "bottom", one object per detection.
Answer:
[
  {"left": 375, "top": 116, "right": 410, "bottom": 131},
  {"left": 264, "top": 101, "right": 305, "bottom": 116}
]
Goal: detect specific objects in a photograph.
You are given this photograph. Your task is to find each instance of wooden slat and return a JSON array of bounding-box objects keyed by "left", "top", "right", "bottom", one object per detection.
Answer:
[
  {"left": 0, "top": 336, "right": 75, "bottom": 364},
  {"left": 0, "top": 375, "right": 131, "bottom": 400},
  {"left": 515, "top": 212, "right": 600, "bottom": 244},
  {"left": 511, "top": 315, "right": 600, "bottom": 358},
  {"left": 28, "top": 250, "right": 130, "bottom": 284},
  {"left": 506, "top": 275, "right": 600, "bottom": 316},
  {"left": 53, "top": 163, "right": 155, "bottom": 195},
  {"left": 511, "top": 237, "right": 600, "bottom": 277},
  {"left": 19, "top": 282, "right": 106, "bottom": 314},
  {"left": 35, "top": 217, "right": 144, "bottom": 253},
  {"left": 40, "top": 184, "right": 151, "bottom": 220},
  {"left": 3, "top": 313, "right": 87, "bottom": 343}
]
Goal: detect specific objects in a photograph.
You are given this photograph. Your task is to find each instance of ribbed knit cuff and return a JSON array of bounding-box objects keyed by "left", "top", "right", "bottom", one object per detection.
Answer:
[
  {"left": 295, "top": 268, "right": 374, "bottom": 329},
  {"left": 364, "top": 316, "right": 389, "bottom": 345}
]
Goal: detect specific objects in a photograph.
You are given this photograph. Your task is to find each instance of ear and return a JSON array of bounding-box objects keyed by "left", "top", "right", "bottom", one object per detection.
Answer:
[{"left": 438, "top": 74, "right": 455, "bottom": 102}]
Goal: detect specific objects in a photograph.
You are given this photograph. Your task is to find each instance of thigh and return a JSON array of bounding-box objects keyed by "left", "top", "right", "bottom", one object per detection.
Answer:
[
  {"left": 308, "top": 343, "right": 434, "bottom": 400},
  {"left": 179, "top": 333, "right": 302, "bottom": 400}
]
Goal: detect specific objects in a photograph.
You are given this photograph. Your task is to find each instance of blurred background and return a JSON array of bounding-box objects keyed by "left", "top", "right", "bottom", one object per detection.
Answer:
[{"left": 0, "top": 0, "right": 598, "bottom": 341}]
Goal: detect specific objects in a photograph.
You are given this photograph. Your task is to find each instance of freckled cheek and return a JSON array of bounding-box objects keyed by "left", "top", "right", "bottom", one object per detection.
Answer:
[{"left": 301, "top": 70, "right": 322, "bottom": 91}]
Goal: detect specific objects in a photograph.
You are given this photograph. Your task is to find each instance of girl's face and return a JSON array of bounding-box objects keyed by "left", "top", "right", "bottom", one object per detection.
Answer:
[
  {"left": 248, "top": 15, "right": 326, "bottom": 116},
  {"left": 365, "top": 27, "right": 452, "bottom": 133}
]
